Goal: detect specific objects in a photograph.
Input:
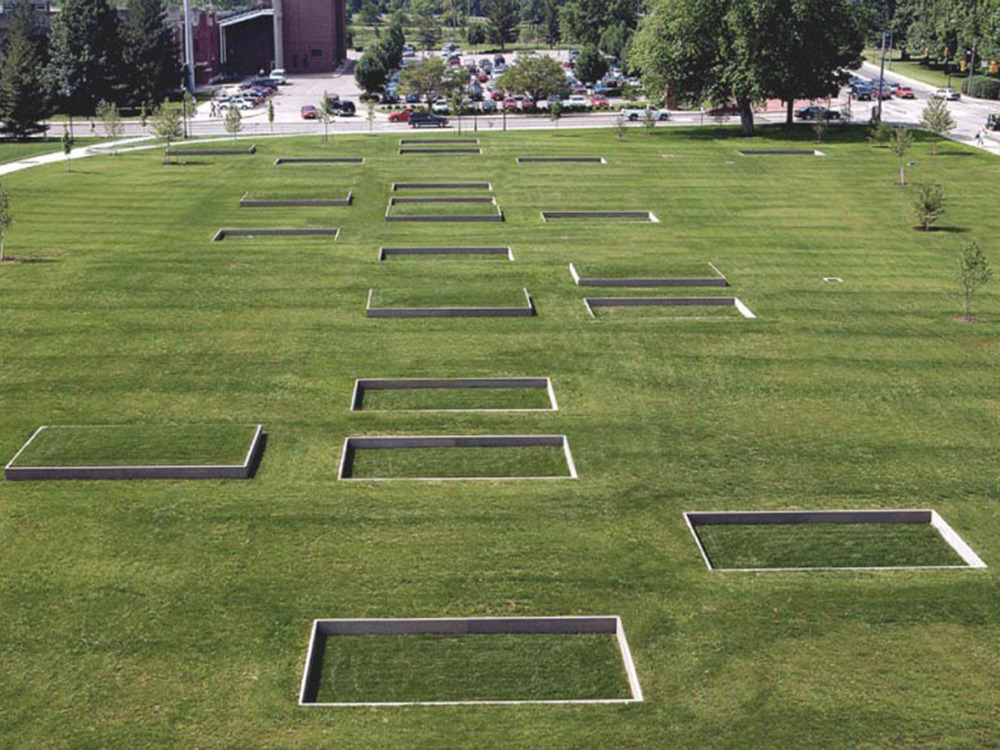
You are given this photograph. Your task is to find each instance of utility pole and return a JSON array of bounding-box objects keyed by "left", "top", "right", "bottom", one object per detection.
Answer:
[
  {"left": 183, "top": 0, "right": 196, "bottom": 92},
  {"left": 876, "top": 30, "right": 888, "bottom": 122}
]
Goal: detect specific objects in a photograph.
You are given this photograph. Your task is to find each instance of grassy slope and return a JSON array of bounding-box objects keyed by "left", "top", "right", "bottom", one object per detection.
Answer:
[
  {"left": 316, "top": 633, "right": 630, "bottom": 702},
  {"left": 10, "top": 425, "right": 256, "bottom": 467},
  {"left": 0, "top": 137, "right": 97, "bottom": 165},
  {"left": 696, "top": 523, "right": 964, "bottom": 569},
  {"left": 866, "top": 49, "right": 963, "bottom": 89},
  {"left": 0, "top": 126, "right": 998, "bottom": 748}
]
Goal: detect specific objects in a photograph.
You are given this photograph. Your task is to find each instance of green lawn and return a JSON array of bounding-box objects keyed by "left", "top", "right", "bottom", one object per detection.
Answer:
[
  {"left": 314, "top": 633, "right": 630, "bottom": 702},
  {"left": 696, "top": 523, "right": 965, "bottom": 569},
  {"left": 9, "top": 425, "right": 257, "bottom": 467},
  {"left": 1, "top": 125, "right": 999, "bottom": 748},
  {"left": 866, "top": 49, "right": 966, "bottom": 89},
  {"left": 359, "top": 386, "right": 553, "bottom": 411},
  {"left": 345, "top": 444, "right": 571, "bottom": 478},
  {"left": 0, "top": 137, "right": 97, "bottom": 165}
]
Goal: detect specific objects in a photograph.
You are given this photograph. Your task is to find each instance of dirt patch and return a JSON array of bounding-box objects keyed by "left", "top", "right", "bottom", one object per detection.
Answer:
[{"left": 952, "top": 316, "right": 981, "bottom": 324}]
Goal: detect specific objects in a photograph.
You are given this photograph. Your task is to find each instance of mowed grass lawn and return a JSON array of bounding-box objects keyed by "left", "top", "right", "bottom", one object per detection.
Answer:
[{"left": 0, "top": 125, "right": 999, "bottom": 748}]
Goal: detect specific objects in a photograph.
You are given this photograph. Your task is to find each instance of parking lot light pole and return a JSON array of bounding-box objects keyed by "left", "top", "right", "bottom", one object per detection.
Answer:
[{"left": 876, "top": 31, "right": 888, "bottom": 122}]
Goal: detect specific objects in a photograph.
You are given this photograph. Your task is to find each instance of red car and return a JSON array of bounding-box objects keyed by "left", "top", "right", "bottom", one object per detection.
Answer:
[
  {"left": 895, "top": 85, "right": 915, "bottom": 99},
  {"left": 388, "top": 107, "right": 415, "bottom": 123},
  {"left": 503, "top": 97, "right": 519, "bottom": 111},
  {"left": 491, "top": 90, "right": 505, "bottom": 101},
  {"left": 589, "top": 94, "right": 609, "bottom": 109},
  {"left": 706, "top": 102, "right": 740, "bottom": 116},
  {"left": 300, "top": 105, "right": 318, "bottom": 119}
]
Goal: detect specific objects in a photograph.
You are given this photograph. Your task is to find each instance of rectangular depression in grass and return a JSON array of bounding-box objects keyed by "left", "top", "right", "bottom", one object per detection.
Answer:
[
  {"left": 385, "top": 196, "right": 503, "bottom": 222},
  {"left": 398, "top": 138, "right": 480, "bottom": 145},
  {"left": 166, "top": 145, "right": 257, "bottom": 156},
  {"left": 517, "top": 156, "right": 606, "bottom": 164},
  {"left": 541, "top": 211, "right": 659, "bottom": 223},
  {"left": 338, "top": 435, "right": 577, "bottom": 480},
  {"left": 684, "top": 510, "right": 987, "bottom": 572},
  {"left": 570, "top": 261, "right": 727, "bottom": 287},
  {"left": 398, "top": 147, "right": 483, "bottom": 155},
  {"left": 299, "top": 616, "right": 642, "bottom": 707},
  {"left": 212, "top": 228, "right": 340, "bottom": 241},
  {"left": 391, "top": 181, "right": 492, "bottom": 191},
  {"left": 273, "top": 157, "right": 365, "bottom": 165},
  {"left": 584, "top": 296, "right": 756, "bottom": 319},
  {"left": 378, "top": 246, "right": 514, "bottom": 261},
  {"left": 366, "top": 288, "right": 533, "bottom": 318},
  {"left": 5, "top": 424, "right": 263, "bottom": 480},
  {"left": 351, "top": 377, "right": 558, "bottom": 412},
  {"left": 738, "top": 149, "right": 825, "bottom": 156},
  {"left": 239, "top": 191, "right": 353, "bottom": 207}
]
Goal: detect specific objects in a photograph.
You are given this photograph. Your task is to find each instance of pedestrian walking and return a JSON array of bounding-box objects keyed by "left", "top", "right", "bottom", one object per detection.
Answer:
[{"left": 976, "top": 128, "right": 985, "bottom": 147}]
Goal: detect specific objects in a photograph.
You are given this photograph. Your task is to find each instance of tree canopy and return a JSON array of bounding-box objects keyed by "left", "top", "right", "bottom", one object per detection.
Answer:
[{"left": 497, "top": 53, "right": 569, "bottom": 102}]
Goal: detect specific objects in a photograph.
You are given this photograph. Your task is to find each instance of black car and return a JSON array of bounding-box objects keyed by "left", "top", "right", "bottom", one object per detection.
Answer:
[
  {"left": 795, "top": 106, "right": 841, "bottom": 121},
  {"left": 409, "top": 111, "right": 448, "bottom": 128},
  {"left": 336, "top": 100, "right": 356, "bottom": 116}
]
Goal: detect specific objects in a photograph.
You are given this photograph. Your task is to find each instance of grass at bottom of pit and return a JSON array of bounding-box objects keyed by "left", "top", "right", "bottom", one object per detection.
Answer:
[
  {"left": 575, "top": 260, "right": 724, "bottom": 280},
  {"left": 345, "top": 444, "right": 570, "bottom": 478},
  {"left": 592, "top": 302, "right": 740, "bottom": 319},
  {"left": 387, "top": 202, "right": 501, "bottom": 217},
  {"left": 695, "top": 522, "right": 966, "bottom": 569},
  {"left": 370, "top": 287, "right": 528, "bottom": 308},
  {"left": 315, "top": 633, "right": 631, "bottom": 703},
  {"left": 9, "top": 424, "right": 257, "bottom": 467},
  {"left": 359, "top": 386, "right": 552, "bottom": 411}
]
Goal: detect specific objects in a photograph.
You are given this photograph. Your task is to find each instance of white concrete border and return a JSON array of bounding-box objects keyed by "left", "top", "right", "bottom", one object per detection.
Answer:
[
  {"left": 298, "top": 615, "right": 642, "bottom": 706},
  {"left": 822, "top": 277, "right": 844, "bottom": 283},
  {"left": 337, "top": 434, "right": 578, "bottom": 481},
  {"left": 4, "top": 424, "right": 264, "bottom": 481},
  {"left": 683, "top": 509, "right": 987, "bottom": 572},
  {"left": 350, "top": 377, "right": 558, "bottom": 412},
  {"left": 391, "top": 181, "right": 492, "bottom": 191},
  {"left": 584, "top": 296, "right": 756, "bottom": 319},
  {"left": 541, "top": 211, "right": 659, "bottom": 223},
  {"left": 516, "top": 156, "right": 607, "bottom": 164}
]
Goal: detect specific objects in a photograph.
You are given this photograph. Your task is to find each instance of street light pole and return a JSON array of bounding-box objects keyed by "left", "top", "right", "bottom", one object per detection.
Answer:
[
  {"left": 876, "top": 31, "right": 888, "bottom": 122},
  {"left": 182, "top": 0, "right": 196, "bottom": 93}
]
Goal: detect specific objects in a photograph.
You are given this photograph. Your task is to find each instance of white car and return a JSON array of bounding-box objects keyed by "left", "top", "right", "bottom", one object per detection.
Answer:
[
  {"left": 934, "top": 87, "right": 960, "bottom": 101},
  {"left": 620, "top": 106, "right": 669, "bottom": 121},
  {"left": 219, "top": 96, "right": 255, "bottom": 110},
  {"left": 269, "top": 68, "right": 287, "bottom": 84}
]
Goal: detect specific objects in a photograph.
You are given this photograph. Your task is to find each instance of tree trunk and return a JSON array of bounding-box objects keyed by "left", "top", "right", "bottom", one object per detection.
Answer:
[
  {"left": 965, "top": 290, "right": 971, "bottom": 318},
  {"left": 899, "top": 162, "right": 905, "bottom": 186},
  {"left": 786, "top": 99, "right": 794, "bottom": 126},
  {"left": 738, "top": 97, "right": 754, "bottom": 137},
  {"left": 1, "top": 233, "right": 5, "bottom": 262}
]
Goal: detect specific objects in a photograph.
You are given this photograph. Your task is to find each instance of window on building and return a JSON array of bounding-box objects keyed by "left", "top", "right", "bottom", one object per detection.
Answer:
[{"left": 311, "top": 49, "right": 322, "bottom": 57}]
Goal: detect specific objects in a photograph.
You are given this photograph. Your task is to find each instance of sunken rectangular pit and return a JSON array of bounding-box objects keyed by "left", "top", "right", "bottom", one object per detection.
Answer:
[
  {"left": 517, "top": 156, "right": 606, "bottom": 164},
  {"left": 351, "top": 377, "right": 558, "bottom": 412},
  {"left": 298, "top": 615, "right": 642, "bottom": 706},
  {"left": 212, "top": 228, "right": 340, "bottom": 241},
  {"left": 398, "top": 147, "right": 483, "bottom": 155},
  {"left": 584, "top": 296, "right": 756, "bottom": 319},
  {"left": 684, "top": 510, "right": 987, "bottom": 572},
  {"left": 378, "top": 246, "right": 514, "bottom": 261},
  {"left": 384, "top": 196, "right": 503, "bottom": 223},
  {"left": 4, "top": 424, "right": 264, "bottom": 480},
  {"left": 274, "top": 157, "right": 365, "bottom": 165},
  {"left": 366, "top": 288, "right": 533, "bottom": 318},
  {"left": 398, "top": 138, "right": 480, "bottom": 145},
  {"left": 337, "top": 434, "right": 578, "bottom": 481},
  {"left": 569, "top": 261, "right": 728, "bottom": 287},
  {"left": 541, "top": 211, "right": 659, "bottom": 223},
  {"left": 391, "top": 182, "right": 492, "bottom": 191},
  {"left": 738, "top": 149, "right": 825, "bottom": 156},
  {"left": 239, "top": 191, "right": 353, "bottom": 208},
  {"left": 166, "top": 145, "right": 256, "bottom": 156}
]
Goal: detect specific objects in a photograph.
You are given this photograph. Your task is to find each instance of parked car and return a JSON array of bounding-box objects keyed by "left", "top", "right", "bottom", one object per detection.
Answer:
[
  {"left": 566, "top": 94, "right": 590, "bottom": 110},
  {"left": 300, "top": 105, "right": 318, "bottom": 120},
  {"left": 381, "top": 91, "right": 400, "bottom": 104},
  {"left": 795, "top": 105, "right": 841, "bottom": 120},
  {"left": 269, "top": 68, "right": 287, "bottom": 84},
  {"left": 895, "top": 85, "right": 916, "bottom": 99},
  {"left": 620, "top": 105, "right": 669, "bottom": 121},
  {"left": 493, "top": 53, "right": 506, "bottom": 66},
  {"left": 590, "top": 94, "right": 610, "bottom": 109},
  {"left": 388, "top": 107, "right": 415, "bottom": 122},
  {"left": 480, "top": 59, "right": 492, "bottom": 73},
  {"left": 479, "top": 98, "right": 497, "bottom": 113},
  {"left": 409, "top": 111, "right": 448, "bottom": 128},
  {"left": 432, "top": 99, "right": 450, "bottom": 114},
  {"left": 337, "top": 100, "right": 356, "bottom": 116},
  {"left": 503, "top": 96, "right": 520, "bottom": 111},
  {"left": 934, "top": 87, "right": 960, "bottom": 100},
  {"left": 854, "top": 85, "right": 873, "bottom": 101},
  {"left": 405, "top": 93, "right": 420, "bottom": 103},
  {"left": 706, "top": 102, "right": 740, "bottom": 116},
  {"left": 403, "top": 44, "right": 415, "bottom": 57},
  {"left": 219, "top": 97, "right": 255, "bottom": 110}
]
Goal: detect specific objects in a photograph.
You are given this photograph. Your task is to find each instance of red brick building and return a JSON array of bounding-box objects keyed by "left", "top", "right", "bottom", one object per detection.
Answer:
[{"left": 176, "top": 0, "right": 347, "bottom": 84}]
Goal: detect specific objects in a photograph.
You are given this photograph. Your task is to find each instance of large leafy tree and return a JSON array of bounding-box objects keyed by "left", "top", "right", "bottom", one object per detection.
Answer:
[
  {"left": 122, "top": 0, "right": 181, "bottom": 109},
  {"left": 401, "top": 56, "right": 465, "bottom": 105},
  {"left": 46, "top": 0, "right": 123, "bottom": 115},
  {"left": 496, "top": 53, "right": 569, "bottom": 102},
  {"left": 486, "top": 0, "right": 520, "bottom": 51},
  {"left": 0, "top": 0, "right": 49, "bottom": 139}
]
